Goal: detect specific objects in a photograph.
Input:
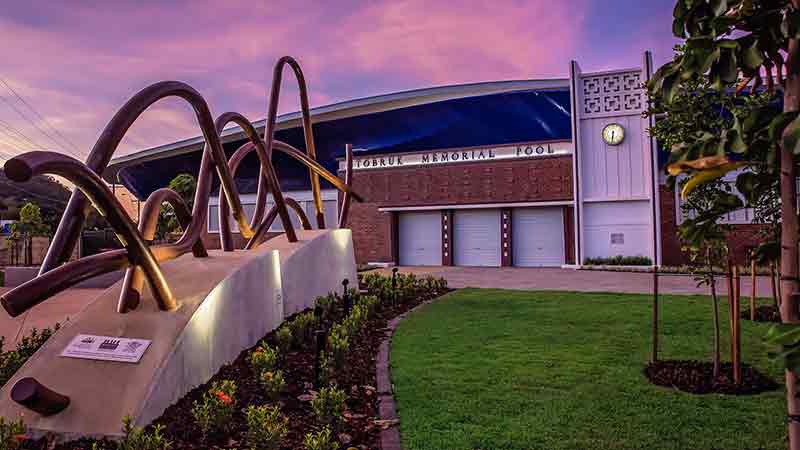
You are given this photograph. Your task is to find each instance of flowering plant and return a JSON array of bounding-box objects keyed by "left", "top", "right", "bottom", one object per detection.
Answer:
[{"left": 191, "top": 380, "right": 237, "bottom": 441}]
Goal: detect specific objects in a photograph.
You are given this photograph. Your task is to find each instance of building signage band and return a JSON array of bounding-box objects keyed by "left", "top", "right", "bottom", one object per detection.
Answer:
[{"left": 338, "top": 141, "right": 572, "bottom": 171}]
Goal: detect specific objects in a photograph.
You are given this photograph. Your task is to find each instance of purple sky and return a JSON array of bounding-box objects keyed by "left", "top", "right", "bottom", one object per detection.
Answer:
[{"left": 0, "top": 0, "right": 679, "bottom": 160}]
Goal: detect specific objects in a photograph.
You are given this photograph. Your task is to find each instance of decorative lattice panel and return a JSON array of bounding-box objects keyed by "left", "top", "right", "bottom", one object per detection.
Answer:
[{"left": 581, "top": 71, "right": 643, "bottom": 118}]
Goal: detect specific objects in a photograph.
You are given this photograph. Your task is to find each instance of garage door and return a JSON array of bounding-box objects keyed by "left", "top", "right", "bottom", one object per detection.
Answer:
[
  {"left": 453, "top": 209, "right": 501, "bottom": 267},
  {"left": 512, "top": 207, "right": 564, "bottom": 267},
  {"left": 399, "top": 212, "right": 442, "bottom": 266}
]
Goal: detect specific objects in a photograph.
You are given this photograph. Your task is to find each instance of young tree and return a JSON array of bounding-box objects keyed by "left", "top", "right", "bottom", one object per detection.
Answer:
[
  {"left": 6, "top": 202, "right": 50, "bottom": 266},
  {"left": 156, "top": 173, "right": 196, "bottom": 240},
  {"left": 649, "top": 1, "right": 800, "bottom": 446},
  {"left": 679, "top": 178, "right": 740, "bottom": 377}
]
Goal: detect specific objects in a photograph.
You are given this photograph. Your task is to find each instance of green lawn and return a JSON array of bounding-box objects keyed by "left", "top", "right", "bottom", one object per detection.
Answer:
[{"left": 391, "top": 289, "right": 786, "bottom": 450}]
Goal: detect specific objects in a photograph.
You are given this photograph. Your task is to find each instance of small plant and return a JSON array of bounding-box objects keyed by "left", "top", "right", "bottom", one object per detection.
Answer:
[
  {"left": 318, "top": 352, "right": 334, "bottom": 385},
  {"left": 244, "top": 404, "right": 288, "bottom": 450},
  {"left": 302, "top": 425, "right": 337, "bottom": 450},
  {"left": 288, "top": 312, "right": 317, "bottom": 349},
  {"left": 314, "top": 293, "right": 338, "bottom": 321},
  {"left": 250, "top": 342, "right": 278, "bottom": 374},
  {"left": 114, "top": 416, "right": 171, "bottom": 450},
  {"left": 191, "top": 380, "right": 237, "bottom": 441},
  {"left": 583, "top": 255, "right": 652, "bottom": 266},
  {"left": 311, "top": 385, "right": 347, "bottom": 427},
  {"left": 275, "top": 326, "right": 292, "bottom": 354},
  {"left": 0, "top": 415, "right": 25, "bottom": 450},
  {"left": 327, "top": 325, "right": 350, "bottom": 369},
  {"left": 0, "top": 323, "right": 61, "bottom": 387},
  {"left": 259, "top": 370, "right": 287, "bottom": 401}
]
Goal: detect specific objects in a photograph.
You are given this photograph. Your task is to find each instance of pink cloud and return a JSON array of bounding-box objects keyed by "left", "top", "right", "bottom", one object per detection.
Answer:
[{"left": 0, "top": 0, "right": 668, "bottom": 163}]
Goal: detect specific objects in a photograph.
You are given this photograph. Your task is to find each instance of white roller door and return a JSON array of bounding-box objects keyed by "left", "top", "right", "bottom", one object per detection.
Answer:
[
  {"left": 453, "top": 209, "right": 501, "bottom": 267},
  {"left": 512, "top": 207, "right": 564, "bottom": 267},
  {"left": 399, "top": 212, "right": 442, "bottom": 266}
]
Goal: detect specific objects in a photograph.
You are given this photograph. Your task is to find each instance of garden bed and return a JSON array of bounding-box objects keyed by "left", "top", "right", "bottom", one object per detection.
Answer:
[
  {"left": 46, "top": 272, "right": 448, "bottom": 450},
  {"left": 741, "top": 304, "right": 781, "bottom": 323},
  {"left": 644, "top": 360, "right": 778, "bottom": 395}
]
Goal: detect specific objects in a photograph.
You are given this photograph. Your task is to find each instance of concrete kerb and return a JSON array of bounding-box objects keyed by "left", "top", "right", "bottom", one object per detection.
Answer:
[{"left": 377, "top": 297, "right": 439, "bottom": 450}]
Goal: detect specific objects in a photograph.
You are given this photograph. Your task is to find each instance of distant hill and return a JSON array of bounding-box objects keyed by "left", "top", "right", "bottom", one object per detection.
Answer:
[{"left": 0, "top": 171, "right": 71, "bottom": 229}]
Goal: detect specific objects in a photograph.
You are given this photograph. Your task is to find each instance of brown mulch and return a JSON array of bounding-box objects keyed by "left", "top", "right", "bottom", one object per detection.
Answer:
[
  {"left": 740, "top": 304, "right": 781, "bottom": 323},
  {"left": 54, "top": 294, "right": 434, "bottom": 450},
  {"left": 644, "top": 360, "right": 779, "bottom": 395}
]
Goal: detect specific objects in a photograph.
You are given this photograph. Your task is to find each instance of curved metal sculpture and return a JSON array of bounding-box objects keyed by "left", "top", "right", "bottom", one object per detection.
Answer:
[{"left": 0, "top": 56, "right": 361, "bottom": 320}]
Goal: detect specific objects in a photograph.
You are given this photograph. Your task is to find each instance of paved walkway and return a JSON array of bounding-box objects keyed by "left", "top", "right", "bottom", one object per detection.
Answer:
[
  {"left": 0, "top": 287, "right": 104, "bottom": 346},
  {"left": 374, "top": 266, "right": 776, "bottom": 297}
]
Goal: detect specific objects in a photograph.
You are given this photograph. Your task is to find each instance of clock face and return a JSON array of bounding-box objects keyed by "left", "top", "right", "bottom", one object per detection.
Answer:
[{"left": 602, "top": 123, "right": 625, "bottom": 146}]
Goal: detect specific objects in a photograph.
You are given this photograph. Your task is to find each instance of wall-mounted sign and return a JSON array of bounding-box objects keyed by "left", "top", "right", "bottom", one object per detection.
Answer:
[
  {"left": 60, "top": 334, "right": 151, "bottom": 364},
  {"left": 338, "top": 141, "right": 572, "bottom": 171}
]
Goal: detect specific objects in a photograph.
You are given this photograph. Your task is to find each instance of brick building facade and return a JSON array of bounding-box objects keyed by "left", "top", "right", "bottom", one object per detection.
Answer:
[{"left": 111, "top": 52, "right": 765, "bottom": 269}]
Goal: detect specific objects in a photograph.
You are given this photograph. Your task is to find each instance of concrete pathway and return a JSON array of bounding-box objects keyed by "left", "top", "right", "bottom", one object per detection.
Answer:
[
  {"left": 0, "top": 287, "right": 104, "bottom": 346},
  {"left": 373, "top": 266, "right": 776, "bottom": 297}
]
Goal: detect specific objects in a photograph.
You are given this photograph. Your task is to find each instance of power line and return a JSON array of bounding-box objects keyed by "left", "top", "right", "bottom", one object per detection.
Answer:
[
  {"left": 0, "top": 118, "right": 46, "bottom": 150},
  {"left": 0, "top": 131, "right": 35, "bottom": 153},
  {"left": 0, "top": 89, "right": 83, "bottom": 160},
  {"left": 0, "top": 77, "right": 84, "bottom": 156}
]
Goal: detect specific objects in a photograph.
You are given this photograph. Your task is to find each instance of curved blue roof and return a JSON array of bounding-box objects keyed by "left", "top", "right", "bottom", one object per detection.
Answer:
[{"left": 118, "top": 88, "right": 572, "bottom": 199}]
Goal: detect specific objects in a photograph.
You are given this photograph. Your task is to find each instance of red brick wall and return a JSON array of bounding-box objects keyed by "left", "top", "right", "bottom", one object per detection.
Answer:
[
  {"left": 344, "top": 155, "right": 574, "bottom": 263},
  {"left": 659, "top": 185, "right": 766, "bottom": 266}
]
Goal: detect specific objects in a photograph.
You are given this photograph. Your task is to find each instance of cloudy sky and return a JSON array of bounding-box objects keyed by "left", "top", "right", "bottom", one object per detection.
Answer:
[{"left": 0, "top": 0, "right": 678, "bottom": 161}]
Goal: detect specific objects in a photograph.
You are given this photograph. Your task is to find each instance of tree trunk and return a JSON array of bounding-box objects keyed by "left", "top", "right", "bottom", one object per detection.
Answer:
[
  {"left": 772, "top": 263, "right": 781, "bottom": 309},
  {"left": 709, "top": 255, "right": 721, "bottom": 379},
  {"left": 733, "top": 265, "right": 741, "bottom": 385},
  {"left": 751, "top": 258, "right": 757, "bottom": 321},
  {"left": 781, "top": 23, "right": 800, "bottom": 449},
  {"left": 651, "top": 266, "right": 659, "bottom": 364}
]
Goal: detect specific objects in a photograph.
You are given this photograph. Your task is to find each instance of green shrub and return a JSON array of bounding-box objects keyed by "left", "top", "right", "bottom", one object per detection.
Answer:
[
  {"left": 358, "top": 272, "right": 447, "bottom": 306},
  {"left": 327, "top": 325, "right": 349, "bottom": 369},
  {"left": 318, "top": 352, "right": 334, "bottom": 385},
  {"left": 302, "top": 425, "right": 337, "bottom": 450},
  {"left": 117, "top": 416, "right": 170, "bottom": 450},
  {"left": 0, "top": 415, "right": 25, "bottom": 450},
  {"left": 311, "top": 385, "right": 346, "bottom": 427},
  {"left": 314, "top": 293, "right": 337, "bottom": 322},
  {"left": 0, "top": 324, "right": 61, "bottom": 387},
  {"left": 191, "top": 380, "right": 237, "bottom": 441},
  {"left": 259, "top": 370, "right": 286, "bottom": 401},
  {"left": 250, "top": 343, "right": 278, "bottom": 374},
  {"left": 583, "top": 255, "right": 652, "bottom": 266},
  {"left": 288, "top": 312, "right": 317, "bottom": 349},
  {"left": 275, "top": 326, "right": 292, "bottom": 354},
  {"left": 244, "top": 404, "right": 288, "bottom": 450}
]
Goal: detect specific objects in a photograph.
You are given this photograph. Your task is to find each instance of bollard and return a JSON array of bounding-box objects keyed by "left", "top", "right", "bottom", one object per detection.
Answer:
[
  {"left": 391, "top": 267, "right": 398, "bottom": 306},
  {"left": 342, "top": 279, "right": 352, "bottom": 315},
  {"left": 11, "top": 377, "right": 70, "bottom": 416},
  {"left": 313, "top": 329, "right": 326, "bottom": 388}
]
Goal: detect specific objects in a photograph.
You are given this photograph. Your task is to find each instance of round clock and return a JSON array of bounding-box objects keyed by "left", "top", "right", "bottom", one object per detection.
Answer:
[{"left": 602, "top": 123, "right": 625, "bottom": 146}]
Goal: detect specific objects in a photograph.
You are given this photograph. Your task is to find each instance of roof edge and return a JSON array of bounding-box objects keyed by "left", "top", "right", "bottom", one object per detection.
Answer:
[{"left": 104, "top": 77, "right": 569, "bottom": 182}]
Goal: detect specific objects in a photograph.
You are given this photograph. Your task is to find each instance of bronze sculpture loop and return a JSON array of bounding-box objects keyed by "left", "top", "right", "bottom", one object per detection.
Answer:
[
  {"left": 0, "top": 56, "right": 361, "bottom": 321},
  {"left": 40, "top": 81, "right": 225, "bottom": 275},
  {"left": 265, "top": 56, "right": 325, "bottom": 229},
  {"left": 117, "top": 188, "right": 206, "bottom": 313},
  {"left": 215, "top": 113, "right": 297, "bottom": 251},
  {"left": 4, "top": 151, "right": 177, "bottom": 312},
  {"left": 338, "top": 144, "right": 354, "bottom": 228}
]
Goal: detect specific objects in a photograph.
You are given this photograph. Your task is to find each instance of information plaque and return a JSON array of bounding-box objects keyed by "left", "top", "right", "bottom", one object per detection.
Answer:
[{"left": 60, "top": 334, "right": 151, "bottom": 363}]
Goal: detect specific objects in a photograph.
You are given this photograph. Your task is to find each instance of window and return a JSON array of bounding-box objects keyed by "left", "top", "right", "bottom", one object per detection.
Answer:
[{"left": 207, "top": 191, "right": 339, "bottom": 233}]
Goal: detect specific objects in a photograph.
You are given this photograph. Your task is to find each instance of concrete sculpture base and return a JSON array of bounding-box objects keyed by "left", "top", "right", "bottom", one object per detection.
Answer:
[{"left": 0, "top": 229, "right": 356, "bottom": 441}]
